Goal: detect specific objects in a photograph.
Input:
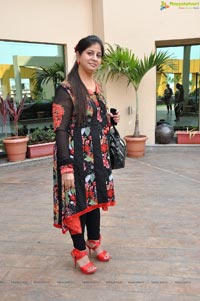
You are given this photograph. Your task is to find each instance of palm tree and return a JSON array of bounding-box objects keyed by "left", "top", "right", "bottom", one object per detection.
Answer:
[
  {"left": 32, "top": 62, "right": 65, "bottom": 94},
  {"left": 98, "top": 44, "right": 174, "bottom": 137}
]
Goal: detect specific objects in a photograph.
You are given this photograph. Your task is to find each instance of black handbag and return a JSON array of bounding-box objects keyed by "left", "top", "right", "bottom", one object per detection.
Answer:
[{"left": 109, "top": 125, "right": 126, "bottom": 169}]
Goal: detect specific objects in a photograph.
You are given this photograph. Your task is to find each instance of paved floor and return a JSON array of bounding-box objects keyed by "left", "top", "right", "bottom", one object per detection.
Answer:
[
  {"left": 156, "top": 105, "right": 199, "bottom": 129},
  {"left": 0, "top": 151, "right": 200, "bottom": 301}
]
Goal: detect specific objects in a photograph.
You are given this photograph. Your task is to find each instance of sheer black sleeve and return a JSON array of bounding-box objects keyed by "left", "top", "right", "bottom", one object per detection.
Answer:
[{"left": 53, "top": 86, "right": 74, "bottom": 168}]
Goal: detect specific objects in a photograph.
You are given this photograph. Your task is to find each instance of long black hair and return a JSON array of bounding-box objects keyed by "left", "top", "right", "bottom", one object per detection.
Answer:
[{"left": 68, "top": 35, "right": 104, "bottom": 125}]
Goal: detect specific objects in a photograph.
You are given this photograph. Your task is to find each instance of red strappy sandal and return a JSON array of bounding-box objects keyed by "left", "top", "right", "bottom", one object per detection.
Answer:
[
  {"left": 86, "top": 236, "right": 111, "bottom": 262},
  {"left": 71, "top": 248, "right": 97, "bottom": 274}
]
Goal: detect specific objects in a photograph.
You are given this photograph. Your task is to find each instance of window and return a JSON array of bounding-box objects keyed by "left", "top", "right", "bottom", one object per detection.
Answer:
[
  {"left": 0, "top": 40, "right": 65, "bottom": 136},
  {"left": 156, "top": 39, "right": 200, "bottom": 131}
]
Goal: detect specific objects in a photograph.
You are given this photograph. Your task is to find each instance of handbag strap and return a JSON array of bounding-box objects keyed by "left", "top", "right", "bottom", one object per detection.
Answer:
[{"left": 110, "top": 125, "right": 120, "bottom": 138}]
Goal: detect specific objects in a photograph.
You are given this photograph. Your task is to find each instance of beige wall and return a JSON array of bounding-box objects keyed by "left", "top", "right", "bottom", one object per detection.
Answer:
[
  {"left": 92, "top": 0, "right": 104, "bottom": 40},
  {"left": 0, "top": 0, "right": 199, "bottom": 143},
  {"left": 0, "top": 0, "right": 93, "bottom": 70},
  {"left": 102, "top": 0, "right": 200, "bottom": 143}
]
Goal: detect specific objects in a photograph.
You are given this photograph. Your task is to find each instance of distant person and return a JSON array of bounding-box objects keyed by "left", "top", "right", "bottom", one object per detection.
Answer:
[
  {"left": 174, "top": 83, "right": 184, "bottom": 121},
  {"left": 163, "top": 84, "right": 173, "bottom": 113}
]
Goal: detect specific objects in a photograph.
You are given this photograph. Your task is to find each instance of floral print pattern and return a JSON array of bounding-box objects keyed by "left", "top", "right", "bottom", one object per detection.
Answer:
[
  {"left": 52, "top": 103, "right": 65, "bottom": 131},
  {"left": 53, "top": 85, "right": 115, "bottom": 234}
]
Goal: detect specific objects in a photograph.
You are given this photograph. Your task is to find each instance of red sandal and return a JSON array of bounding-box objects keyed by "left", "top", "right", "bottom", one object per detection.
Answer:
[
  {"left": 86, "top": 236, "right": 111, "bottom": 262},
  {"left": 71, "top": 248, "right": 97, "bottom": 274}
]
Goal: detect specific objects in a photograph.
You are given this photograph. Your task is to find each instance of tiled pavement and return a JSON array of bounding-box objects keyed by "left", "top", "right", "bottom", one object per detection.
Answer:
[{"left": 0, "top": 149, "right": 200, "bottom": 301}]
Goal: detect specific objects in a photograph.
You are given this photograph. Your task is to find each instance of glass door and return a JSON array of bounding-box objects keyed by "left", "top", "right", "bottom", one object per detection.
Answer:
[{"left": 156, "top": 44, "right": 200, "bottom": 132}]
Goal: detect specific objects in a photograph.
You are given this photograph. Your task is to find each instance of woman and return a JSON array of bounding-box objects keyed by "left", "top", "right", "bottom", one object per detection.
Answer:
[{"left": 52, "top": 35, "right": 120, "bottom": 274}]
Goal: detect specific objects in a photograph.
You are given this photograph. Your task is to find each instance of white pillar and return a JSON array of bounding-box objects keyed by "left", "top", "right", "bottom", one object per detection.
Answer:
[
  {"left": 13, "top": 55, "right": 22, "bottom": 102},
  {"left": 182, "top": 46, "right": 191, "bottom": 104}
]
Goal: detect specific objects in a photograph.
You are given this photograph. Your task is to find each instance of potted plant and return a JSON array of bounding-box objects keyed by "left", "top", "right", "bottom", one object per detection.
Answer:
[
  {"left": 32, "top": 62, "right": 65, "bottom": 94},
  {"left": 27, "top": 127, "right": 55, "bottom": 158},
  {"left": 2, "top": 95, "right": 29, "bottom": 162},
  {"left": 176, "top": 128, "right": 200, "bottom": 144},
  {"left": 0, "top": 96, "right": 8, "bottom": 137},
  {"left": 98, "top": 44, "right": 173, "bottom": 157}
]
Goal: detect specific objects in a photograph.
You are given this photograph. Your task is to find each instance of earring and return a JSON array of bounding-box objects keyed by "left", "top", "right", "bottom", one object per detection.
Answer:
[{"left": 77, "top": 60, "right": 80, "bottom": 65}]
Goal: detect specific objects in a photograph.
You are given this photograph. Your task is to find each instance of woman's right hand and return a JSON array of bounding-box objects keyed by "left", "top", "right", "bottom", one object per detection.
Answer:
[
  {"left": 62, "top": 172, "right": 75, "bottom": 191},
  {"left": 107, "top": 110, "right": 120, "bottom": 125}
]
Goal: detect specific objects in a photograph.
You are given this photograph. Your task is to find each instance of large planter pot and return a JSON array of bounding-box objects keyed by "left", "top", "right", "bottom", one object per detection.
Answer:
[
  {"left": 176, "top": 131, "right": 200, "bottom": 144},
  {"left": 155, "top": 123, "right": 174, "bottom": 144},
  {"left": 124, "top": 135, "right": 148, "bottom": 158},
  {"left": 27, "top": 142, "right": 55, "bottom": 158},
  {"left": 3, "top": 136, "right": 29, "bottom": 162}
]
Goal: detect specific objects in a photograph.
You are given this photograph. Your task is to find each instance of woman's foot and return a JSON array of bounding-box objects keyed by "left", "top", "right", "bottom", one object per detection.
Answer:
[
  {"left": 71, "top": 248, "right": 97, "bottom": 274},
  {"left": 86, "top": 237, "right": 111, "bottom": 262}
]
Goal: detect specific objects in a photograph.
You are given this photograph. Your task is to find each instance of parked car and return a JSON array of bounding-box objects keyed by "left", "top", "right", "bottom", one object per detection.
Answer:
[{"left": 19, "top": 99, "right": 53, "bottom": 120}]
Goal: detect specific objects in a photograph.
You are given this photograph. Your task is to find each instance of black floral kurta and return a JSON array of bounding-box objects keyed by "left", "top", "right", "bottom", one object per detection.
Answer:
[{"left": 53, "top": 83, "right": 115, "bottom": 234}]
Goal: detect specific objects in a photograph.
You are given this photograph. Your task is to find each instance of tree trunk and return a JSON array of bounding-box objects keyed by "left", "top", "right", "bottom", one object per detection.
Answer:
[{"left": 133, "top": 90, "right": 140, "bottom": 137}]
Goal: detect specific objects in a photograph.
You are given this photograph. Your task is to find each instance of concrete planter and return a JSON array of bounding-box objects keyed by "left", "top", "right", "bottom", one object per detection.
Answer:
[
  {"left": 3, "top": 136, "right": 29, "bottom": 162},
  {"left": 124, "top": 135, "right": 148, "bottom": 158},
  {"left": 27, "top": 142, "right": 55, "bottom": 158},
  {"left": 176, "top": 131, "right": 200, "bottom": 144}
]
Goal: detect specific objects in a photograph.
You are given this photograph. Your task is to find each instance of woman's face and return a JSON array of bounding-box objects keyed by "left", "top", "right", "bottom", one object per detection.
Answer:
[{"left": 77, "top": 43, "right": 102, "bottom": 74}]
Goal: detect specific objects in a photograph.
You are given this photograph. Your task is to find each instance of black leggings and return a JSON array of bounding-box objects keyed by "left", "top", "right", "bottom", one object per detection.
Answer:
[{"left": 70, "top": 208, "right": 100, "bottom": 251}]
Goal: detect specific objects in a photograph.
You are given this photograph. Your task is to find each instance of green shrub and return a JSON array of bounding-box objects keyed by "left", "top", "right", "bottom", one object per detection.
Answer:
[{"left": 29, "top": 128, "right": 55, "bottom": 144}]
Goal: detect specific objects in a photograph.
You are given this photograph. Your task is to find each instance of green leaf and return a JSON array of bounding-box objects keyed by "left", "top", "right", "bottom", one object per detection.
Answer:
[
  {"left": 97, "top": 44, "right": 176, "bottom": 136},
  {"left": 85, "top": 156, "right": 93, "bottom": 162}
]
